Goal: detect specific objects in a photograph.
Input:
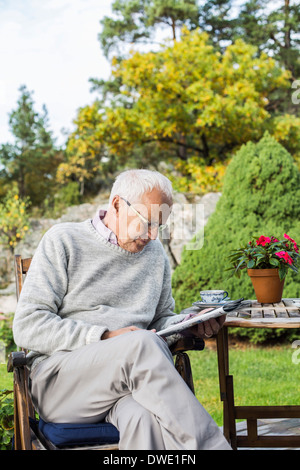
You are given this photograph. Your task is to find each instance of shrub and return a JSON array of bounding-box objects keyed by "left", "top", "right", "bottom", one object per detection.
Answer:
[
  {"left": 0, "top": 389, "right": 14, "bottom": 450},
  {"left": 0, "top": 316, "right": 15, "bottom": 358},
  {"left": 0, "top": 317, "right": 15, "bottom": 450},
  {"left": 172, "top": 133, "right": 300, "bottom": 342},
  {"left": 0, "top": 188, "right": 30, "bottom": 253},
  {"left": 52, "top": 181, "right": 82, "bottom": 216}
]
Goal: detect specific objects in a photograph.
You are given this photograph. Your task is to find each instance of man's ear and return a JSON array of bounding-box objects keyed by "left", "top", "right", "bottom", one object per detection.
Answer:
[{"left": 111, "top": 195, "right": 120, "bottom": 215}]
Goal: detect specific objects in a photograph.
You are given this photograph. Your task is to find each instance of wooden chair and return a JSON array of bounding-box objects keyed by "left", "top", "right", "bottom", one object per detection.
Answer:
[{"left": 7, "top": 254, "right": 205, "bottom": 450}]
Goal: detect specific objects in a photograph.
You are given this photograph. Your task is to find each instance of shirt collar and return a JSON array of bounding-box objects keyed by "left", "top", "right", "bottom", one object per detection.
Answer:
[{"left": 92, "top": 209, "right": 118, "bottom": 245}]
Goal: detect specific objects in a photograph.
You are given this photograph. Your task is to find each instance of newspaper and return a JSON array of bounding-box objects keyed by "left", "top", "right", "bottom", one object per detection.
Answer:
[{"left": 156, "top": 298, "right": 244, "bottom": 338}]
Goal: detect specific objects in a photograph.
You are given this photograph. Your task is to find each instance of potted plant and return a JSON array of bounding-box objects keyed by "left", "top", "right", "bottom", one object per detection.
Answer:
[{"left": 227, "top": 234, "right": 300, "bottom": 303}]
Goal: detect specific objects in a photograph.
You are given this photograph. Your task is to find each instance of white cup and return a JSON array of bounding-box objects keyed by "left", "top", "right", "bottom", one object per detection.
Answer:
[{"left": 200, "top": 290, "right": 229, "bottom": 303}]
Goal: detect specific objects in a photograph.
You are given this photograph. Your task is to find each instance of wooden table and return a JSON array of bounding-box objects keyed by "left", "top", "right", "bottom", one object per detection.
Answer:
[{"left": 216, "top": 298, "right": 300, "bottom": 450}]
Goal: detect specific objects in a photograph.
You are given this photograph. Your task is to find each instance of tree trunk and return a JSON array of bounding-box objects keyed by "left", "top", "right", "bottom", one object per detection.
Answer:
[
  {"left": 201, "top": 133, "right": 210, "bottom": 161},
  {"left": 171, "top": 18, "right": 176, "bottom": 41},
  {"left": 80, "top": 179, "right": 85, "bottom": 196},
  {"left": 284, "top": 0, "right": 291, "bottom": 50}
]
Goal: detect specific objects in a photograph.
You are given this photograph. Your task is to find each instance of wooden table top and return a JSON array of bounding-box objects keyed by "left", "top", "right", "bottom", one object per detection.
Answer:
[{"left": 225, "top": 298, "right": 300, "bottom": 329}]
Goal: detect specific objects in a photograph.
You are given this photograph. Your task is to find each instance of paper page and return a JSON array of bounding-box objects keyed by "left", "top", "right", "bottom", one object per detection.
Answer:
[{"left": 156, "top": 306, "right": 226, "bottom": 337}]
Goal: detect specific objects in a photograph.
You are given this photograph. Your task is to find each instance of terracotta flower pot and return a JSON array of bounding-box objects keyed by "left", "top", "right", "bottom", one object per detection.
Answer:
[{"left": 247, "top": 268, "right": 285, "bottom": 303}]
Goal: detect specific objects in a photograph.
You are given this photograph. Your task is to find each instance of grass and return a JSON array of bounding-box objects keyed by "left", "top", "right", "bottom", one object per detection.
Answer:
[
  {"left": 0, "top": 364, "right": 13, "bottom": 390},
  {"left": 1, "top": 342, "right": 299, "bottom": 428},
  {"left": 189, "top": 341, "right": 300, "bottom": 426}
]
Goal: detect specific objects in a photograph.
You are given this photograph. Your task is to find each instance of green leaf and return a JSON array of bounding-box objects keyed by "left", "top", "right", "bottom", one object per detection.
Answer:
[
  {"left": 289, "top": 264, "right": 298, "bottom": 273},
  {"left": 279, "top": 264, "right": 287, "bottom": 281},
  {"left": 235, "top": 259, "right": 246, "bottom": 271},
  {"left": 269, "top": 258, "right": 280, "bottom": 266},
  {"left": 254, "top": 253, "right": 265, "bottom": 259}
]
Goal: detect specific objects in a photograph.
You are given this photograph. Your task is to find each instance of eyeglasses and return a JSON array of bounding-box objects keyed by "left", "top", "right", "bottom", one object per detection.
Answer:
[{"left": 120, "top": 197, "right": 168, "bottom": 233}]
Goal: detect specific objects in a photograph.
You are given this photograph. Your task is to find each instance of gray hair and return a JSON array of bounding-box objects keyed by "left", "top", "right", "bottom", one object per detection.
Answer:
[{"left": 109, "top": 169, "right": 173, "bottom": 205}]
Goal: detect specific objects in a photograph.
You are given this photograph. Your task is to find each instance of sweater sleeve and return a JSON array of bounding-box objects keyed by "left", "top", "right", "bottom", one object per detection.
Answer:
[
  {"left": 148, "top": 253, "right": 186, "bottom": 332},
  {"left": 13, "top": 228, "right": 107, "bottom": 356}
]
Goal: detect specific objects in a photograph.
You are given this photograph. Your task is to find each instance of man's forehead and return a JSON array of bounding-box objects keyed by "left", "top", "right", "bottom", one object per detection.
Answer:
[
  {"left": 135, "top": 199, "right": 173, "bottom": 213},
  {"left": 138, "top": 189, "right": 173, "bottom": 206}
]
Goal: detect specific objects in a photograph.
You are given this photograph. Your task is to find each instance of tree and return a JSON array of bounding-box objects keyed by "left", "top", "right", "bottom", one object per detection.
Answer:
[
  {"left": 94, "top": 0, "right": 299, "bottom": 120},
  {"left": 0, "top": 85, "right": 63, "bottom": 206},
  {"left": 198, "top": 0, "right": 238, "bottom": 46},
  {"left": 94, "top": 30, "right": 294, "bottom": 168},
  {"left": 235, "top": 0, "right": 300, "bottom": 80},
  {"left": 98, "top": 0, "right": 200, "bottom": 58},
  {"left": 171, "top": 133, "right": 300, "bottom": 341},
  {"left": 92, "top": 0, "right": 235, "bottom": 106},
  {"left": 98, "top": 1, "right": 299, "bottom": 77},
  {"left": 56, "top": 101, "right": 117, "bottom": 196},
  {"left": 0, "top": 188, "right": 30, "bottom": 254}
]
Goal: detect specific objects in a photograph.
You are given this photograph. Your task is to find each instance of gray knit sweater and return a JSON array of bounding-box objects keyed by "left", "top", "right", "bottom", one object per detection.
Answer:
[{"left": 13, "top": 219, "right": 185, "bottom": 369}]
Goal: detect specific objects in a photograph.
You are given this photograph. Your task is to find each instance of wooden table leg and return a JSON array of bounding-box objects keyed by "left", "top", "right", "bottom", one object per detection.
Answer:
[{"left": 216, "top": 327, "right": 230, "bottom": 442}]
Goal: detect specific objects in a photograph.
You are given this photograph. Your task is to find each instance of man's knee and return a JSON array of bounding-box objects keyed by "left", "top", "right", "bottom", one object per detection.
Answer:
[
  {"left": 127, "top": 403, "right": 155, "bottom": 428},
  {"left": 129, "top": 329, "right": 170, "bottom": 354}
]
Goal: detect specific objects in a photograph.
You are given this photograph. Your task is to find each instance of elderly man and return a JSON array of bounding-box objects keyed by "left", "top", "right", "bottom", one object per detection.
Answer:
[{"left": 13, "top": 169, "right": 231, "bottom": 450}]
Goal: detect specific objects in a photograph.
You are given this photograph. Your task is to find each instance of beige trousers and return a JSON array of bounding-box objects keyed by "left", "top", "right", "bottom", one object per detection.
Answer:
[{"left": 30, "top": 329, "right": 231, "bottom": 450}]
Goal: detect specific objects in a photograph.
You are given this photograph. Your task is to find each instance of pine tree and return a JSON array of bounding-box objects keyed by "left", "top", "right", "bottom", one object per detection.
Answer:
[
  {"left": 0, "top": 85, "right": 62, "bottom": 206},
  {"left": 235, "top": 0, "right": 300, "bottom": 80},
  {"left": 98, "top": 0, "right": 200, "bottom": 59}
]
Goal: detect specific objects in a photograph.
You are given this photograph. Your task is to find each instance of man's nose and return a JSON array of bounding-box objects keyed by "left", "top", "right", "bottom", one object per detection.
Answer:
[{"left": 148, "top": 226, "right": 159, "bottom": 239}]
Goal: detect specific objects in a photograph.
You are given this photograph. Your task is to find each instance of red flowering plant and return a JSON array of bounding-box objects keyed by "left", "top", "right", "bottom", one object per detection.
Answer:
[{"left": 227, "top": 234, "right": 300, "bottom": 280}]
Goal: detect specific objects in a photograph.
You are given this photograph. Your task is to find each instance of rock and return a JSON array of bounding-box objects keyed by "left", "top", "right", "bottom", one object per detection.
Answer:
[
  {"left": 200, "top": 192, "right": 222, "bottom": 223},
  {"left": 162, "top": 191, "right": 221, "bottom": 266},
  {"left": 0, "top": 295, "right": 17, "bottom": 315}
]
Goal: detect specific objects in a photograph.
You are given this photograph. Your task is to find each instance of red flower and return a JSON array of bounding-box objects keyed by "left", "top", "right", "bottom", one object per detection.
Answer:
[
  {"left": 256, "top": 236, "right": 271, "bottom": 246},
  {"left": 284, "top": 233, "right": 295, "bottom": 243},
  {"left": 284, "top": 233, "right": 299, "bottom": 253},
  {"left": 275, "top": 251, "right": 293, "bottom": 265}
]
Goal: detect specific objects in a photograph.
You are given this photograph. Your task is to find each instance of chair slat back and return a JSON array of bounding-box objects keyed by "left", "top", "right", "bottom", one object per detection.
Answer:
[
  {"left": 13, "top": 255, "right": 35, "bottom": 428},
  {"left": 14, "top": 255, "right": 32, "bottom": 301}
]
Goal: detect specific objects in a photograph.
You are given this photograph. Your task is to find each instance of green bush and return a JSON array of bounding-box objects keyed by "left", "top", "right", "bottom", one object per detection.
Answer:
[
  {"left": 0, "top": 389, "right": 14, "bottom": 450},
  {"left": 53, "top": 181, "right": 82, "bottom": 215},
  {"left": 172, "top": 133, "right": 300, "bottom": 342},
  {"left": 0, "top": 318, "right": 15, "bottom": 450},
  {"left": 0, "top": 317, "right": 15, "bottom": 358}
]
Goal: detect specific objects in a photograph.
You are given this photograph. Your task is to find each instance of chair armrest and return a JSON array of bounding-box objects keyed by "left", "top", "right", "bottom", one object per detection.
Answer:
[
  {"left": 7, "top": 351, "right": 27, "bottom": 372},
  {"left": 6, "top": 339, "right": 205, "bottom": 371},
  {"left": 170, "top": 336, "right": 205, "bottom": 355}
]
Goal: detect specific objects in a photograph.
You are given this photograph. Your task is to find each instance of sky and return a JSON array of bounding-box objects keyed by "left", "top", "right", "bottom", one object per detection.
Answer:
[{"left": 0, "top": 0, "right": 114, "bottom": 147}]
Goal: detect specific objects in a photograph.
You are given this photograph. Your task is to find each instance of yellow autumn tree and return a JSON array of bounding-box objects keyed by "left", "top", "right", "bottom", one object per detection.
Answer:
[
  {"left": 96, "top": 29, "right": 298, "bottom": 194},
  {"left": 0, "top": 189, "right": 30, "bottom": 253},
  {"left": 56, "top": 102, "right": 105, "bottom": 195},
  {"left": 101, "top": 30, "right": 292, "bottom": 159},
  {"left": 62, "top": 29, "right": 299, "bottom": 196}
]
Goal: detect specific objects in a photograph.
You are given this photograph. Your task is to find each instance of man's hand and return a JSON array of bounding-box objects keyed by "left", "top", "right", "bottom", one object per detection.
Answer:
[
  {"left": 101, "top": 326, "right": 156, "bottom": 340},
  {"left": 185, "top": 308, "right": 226, "bottom": 339},
  {"left": 101, "top": 326, "right": 140, "bottom": 339}
]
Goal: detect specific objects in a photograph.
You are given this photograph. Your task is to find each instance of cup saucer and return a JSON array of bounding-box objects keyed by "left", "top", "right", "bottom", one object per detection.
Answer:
[{"left": 192, "top": 298, "right": 231, "bottom": 307}]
